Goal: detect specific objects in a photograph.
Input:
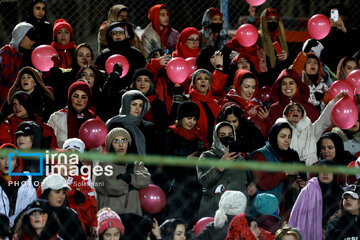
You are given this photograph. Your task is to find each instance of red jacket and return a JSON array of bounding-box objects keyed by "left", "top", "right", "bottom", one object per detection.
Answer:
[{"left": 0, "top": 121, "right": 12, "bottom": 145}]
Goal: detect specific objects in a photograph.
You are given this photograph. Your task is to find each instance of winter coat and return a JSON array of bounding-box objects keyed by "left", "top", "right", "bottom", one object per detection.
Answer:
[
  {"left": 332, "top": 127, "right": 360, "bottom": 156},
  {"left": 25, "top": 19, "right": 52, "bottom": 48},
  {"left": 326, "top": 210, "right": 360, "bottom": 240},
  {"left": 275, "top": 99, "right": 335, "bottom": 165},
  {"left": 95, "top": 161, "right": 150, "bottom": 216},
  {"left": 196, "top": 215, "right": 235, "bottom": 240},
  {"left": 0, "top": 121, "right": 12, "bottom": 145},
  {"left": 0, "top": 176, "right": 36, "bottom": 227},
  {"left": 197, "top": 122, "right": 247, "bottom": 218},
  {"left": 269, "top": 68, "right": 319, "bottom": 125}
]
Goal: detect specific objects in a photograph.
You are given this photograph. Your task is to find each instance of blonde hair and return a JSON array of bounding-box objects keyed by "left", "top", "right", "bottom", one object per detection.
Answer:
[{"left": 275, "top": 225, "right": 301, "bottom": 240}]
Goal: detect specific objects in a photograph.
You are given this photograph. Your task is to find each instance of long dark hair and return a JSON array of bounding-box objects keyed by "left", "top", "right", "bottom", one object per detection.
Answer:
[
  {"left": 160, "top": 218, "right": 186, "bottom": 240},
  {"left": 24, "top": 0, "right": 48, "bottom": 23}
]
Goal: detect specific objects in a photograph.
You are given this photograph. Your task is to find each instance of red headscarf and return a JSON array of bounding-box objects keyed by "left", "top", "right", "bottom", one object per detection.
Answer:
[
  {"left": 148, "top": 4, "right": 169, "bottom": 48},
  {"left": 172, "top": 27, "right": 200, "bottom": 59},
  {"left": 232, "top": 52, "right": 261, "bottom": 74},
  {"left": 208, "top": 7, "right": 223, "bottom": 18}
]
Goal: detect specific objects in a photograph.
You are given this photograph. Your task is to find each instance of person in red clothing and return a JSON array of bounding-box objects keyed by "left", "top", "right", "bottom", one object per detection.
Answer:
[
  {"left": 189, "top": 69, "right": 220, "bottom": 142},
  {"left": 7, "top": 91, "right": 58, "bottom": 149},
  {"left": 51, "top": 19, "right": 77, "bottom": 69},
  {"left": 269, "top": 68, "right": 319, "bottom": 126},
  {"left": 0, "top": 113, "right": 12, "bottom": 145},
  {"left": 172, "top": 27, "right": 200, "bottom": 59}
]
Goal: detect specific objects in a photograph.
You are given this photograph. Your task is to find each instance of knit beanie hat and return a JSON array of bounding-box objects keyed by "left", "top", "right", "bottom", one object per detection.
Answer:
[
  {"left": 176, "top": 101, "right": 200, "bottom": 121},
  {"left": 97, "top": 209, "right": 125, "bottom": 236},
  {"left": 253, "top": 193, "right": 279, "bottom": 216},
  {"left": 105, "top": 127, "right": 132, "bottom": 152},
  {"left": 63, "top": 138, "right": 85, "bottom": 153},
  {"left": 53, "top": 19, "right": 74, "bottom": 40},
  {"left": 11, "top": 91, "right": 33, "bottom": 115},
  {"left": 10, "top": 22, "right": 34, "bottom": 50},
  {"left": 132, "top": 68, "right": 155, "bottom": 94},
  {"left": 214, "top": 190, "right": 247, "bottom": 229},
  {"left": 191, "top": 69, "right": 212, "bottom": 86},
  {"left": 68, "top": 81, "right": 92, "bottom": 101}
]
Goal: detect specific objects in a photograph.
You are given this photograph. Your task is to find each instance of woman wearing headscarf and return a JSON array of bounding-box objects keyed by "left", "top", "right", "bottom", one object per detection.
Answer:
[
  {"left": 199, "top": 7, "right": 229, "bottom": 50},
  {"left": 172, "top": 27, "right": 201, "bottom": 59},
  {"left": 105, "top": 90, "right": 159, "bottom": 155},
  {"left": 141, "top": 4, "right": 179, "bottom": 58},
  {"left": 97, "top": 4, "right": 144, "bottom": 55},
  {"left": 289, "top": 160, "right": 343, "bottom": 240}
]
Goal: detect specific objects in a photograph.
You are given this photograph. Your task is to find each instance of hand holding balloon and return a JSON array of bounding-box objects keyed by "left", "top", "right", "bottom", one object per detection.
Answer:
[
  {"left": 51, "top": 54, "right": 61, "bottom": 68},
  {"left": 31, "top": 45, "right": 59, "bottom": 71}
]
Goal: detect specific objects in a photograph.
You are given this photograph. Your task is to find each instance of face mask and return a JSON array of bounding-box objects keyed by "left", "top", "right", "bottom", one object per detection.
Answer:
[
  {"left": 267, "top": 22, "right": 278, "bottom": 32},
  {"left": 210, "top": 22, "right": 222, "bottom": 33},
  {"left": 219, "top": 136, "right": 234, "bottom": 147}
]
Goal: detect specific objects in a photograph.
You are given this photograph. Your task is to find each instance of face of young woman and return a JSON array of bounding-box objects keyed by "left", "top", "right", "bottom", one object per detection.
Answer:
[
  {"left": 19, "top": 36, "right": 35, "bottom": 50},
  {"left": 277, "top": 128, "right": 291, "bottom": 151},
  {"left": 16, "top": 135, "right": 33, "bottom": 149},
  {"left": 135, "top": 75, "right": 151, "bottom": 95},
  {"left": 249, "top": 221, "right": 260, "bottom": 240},
  {"left": 159, "top": 9, "right": 169, "bottom": 28},
  {"left": 211, "top": 15, "right": 222, "bottom": 23},
  {"left": 56, "top": 28, "right": 71, "bottom": 45},
  {"left": 237, "top": 57, "right": 251, "bottom": 71},
  {"left": 12, "top": 98, "right": 29, "bottom": 119},
  {"left": 281, "top": 78, "right": 297, "bottom": 99},
  {"left": 29, "top": 211, "right": 48, "bottom": 232},
  {"left": 286, "top": 105, "right": 303, "bottom": 126},
  {"left": 48, "top": 188, "right": 66, "bottom": 207},
  {"left": 117, "top": 10, "right": 129, "bottom": 22},
  {"left": 185, "top": 34, "right": 200, "bottom": 49},
  {"left": 320, "top": 138, "right": 336, "bottom": 161},
  {"left": 0, "top": 155, "right": 17, "bottom": 175},
  {"left": 281, "top": 235, "right": 297, "bottom": 240},
  {"left": 76, "top": 47, "right": 92, "bottom": 68},
  {"left": 180, "top": 117, "right": 197, "bottom": 130},
  {"left": 111, "top": 31, "right": 126, "bottom": 42},
  {"left": 33, "top": 2, "right": 46, "bottom": 21},
  {"left": 79, "top": 68, "right": 95, "bottom": 88},
  {"left": 305, "top": 58, "right": 319, "bottom": 75},
  {"left": 111, "top": 136, "right": 129, "bottom": 155},
  {"left": 343, "top": 194, "right": 360, "bottom": 215},
  {"left": 347, "top": 120, "right": 360, "bottom": 133},
  {"left": 71, "top": 90, "right": 88, "bottom": 113},
  {"left": 344, "top": 60, "right": 358, "bottom": 77},
  {"left": 226, "top": 113, "right": 239, "bottom": 130},
  {"left": 194, "top": 73, "right": 210, "bottom": 95},
  {"left": 239, "top": 78, "right": 256, "bottom": 101},
  {"left": 20, "top": 73, "right": 36, "bottom": 93},
  {"left": 318, "top": 172, "right": 334, "bottom": 184},
  {"left": 103, "top": 227, "right": 121, "bottom": 240},
  {"left": 218, "top": 126, "right": 234, "bottom": 138},
  {"left": 174, "top": 224, "right": 186, "bottom": 240},
  {"left": 129, "top": 99, "right": 144, "bottom": 117}
]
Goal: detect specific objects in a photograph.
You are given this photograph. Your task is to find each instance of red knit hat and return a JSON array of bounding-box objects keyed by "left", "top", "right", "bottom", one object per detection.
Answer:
[
  {"left": 97, "top": 209, "right": 125, "bottom": 236},
  {"left": 68, "top": 81, "right": 92, "bottom": 100},
  {"left": 265, "top": 8, "right": 280, "bottom": 19},
  {"left": 208, "top": 7, "right": 223, "bottom": 19},
  {"left": 53, "top": 19, "right": 74, "bottom": 40}
]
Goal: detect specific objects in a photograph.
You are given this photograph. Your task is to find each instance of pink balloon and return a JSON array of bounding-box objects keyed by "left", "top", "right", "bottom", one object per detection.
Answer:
[
  {"left": 245, "top": 0, "right": 266, "bottom": 6},
  {"left": 194, "top": 217, "right": 214, "bottom": 235},
  {"left": 166, "top": 57, "right": 189, "bottom": 84},
  {"left": 31, "top": 45, "right": 58, "bottom": 72},
  {"left": 307, "top": 14, "right": 331, "bottom": 40},
  {"left": 331, "top": 95, "right": 359, "bottom": 129},
  {"left": 138, "top": 184, "right": 166, "bottom": 213},
  {"left": 185, "top": 57, "right": 197, "bottom": 77},
  {"left": 256, "top": 86, "right": 271, "bottom": 103},
  {"left": 346, "top": 69, "right": 360, "bottom": 94},
  {"left": 78, "top": 119, "right": 108, "bottom": 149},
  {"left": 105, "top": 54, "right": 129, "bottom": 78},
  {"left": 329, "top": 80, "right": 354, "bottom": 100},
  {"left": 236, "top": 24, "right": 259, "bottom": 47}
]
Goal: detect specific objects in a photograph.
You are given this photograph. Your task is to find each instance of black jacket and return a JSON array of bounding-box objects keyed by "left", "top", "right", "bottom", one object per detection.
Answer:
[{"left": 326, "top": 211, "right": 360, "bottom": 240}]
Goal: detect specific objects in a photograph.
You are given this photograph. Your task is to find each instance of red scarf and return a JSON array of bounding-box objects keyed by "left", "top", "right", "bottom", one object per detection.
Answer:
[
  {"left": 51, "top": 41, "right": 77, "bottom": 69},
  {"left": 61, "top": 108, "right": 98, "bottom": 139},
  {"left": 169, "top": 124, "right": 209, "bottom": 149},
  {"left": 172, "top": 27, "right": 200, "bottom": 59},
  {"left": 269, "top": 30, "right": 280, "bottom": 43},
  {"left": 225, "top": 89, "right": 261, "bottom": 112},
  {"left": 143, "top": 94, "right": 158, "bottom": 122},
  {"left": 148, "top": 4, "right": 169, "bottom": 48}
]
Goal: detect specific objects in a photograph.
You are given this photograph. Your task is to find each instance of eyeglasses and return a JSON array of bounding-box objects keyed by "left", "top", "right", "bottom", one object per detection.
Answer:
[
  {"left": 112, "top": 138, "right": 128, "bottom": 144},
  {"left": 80, "top": 73, "right": 95, "bottom": 78},
  {"left": 196, "top": 76, "right": 210, "bottom": 81},
  {"left": 187, "top": 38, "right": 200, "bottom": 43}
]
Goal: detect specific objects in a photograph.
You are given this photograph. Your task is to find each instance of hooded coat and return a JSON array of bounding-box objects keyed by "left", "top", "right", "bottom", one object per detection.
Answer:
[
  {"left": 275, "top": 99, "right": 336, "bottom": 165},
  {"left": 141, "top": 4, "right": 179, "bottom": 58},
  {"left": 172, "top": 27, "right": 200, "bottom": 59},
  {"left": 269, "top": 68, "right": 319, "bottom": 125},
  {"left": 197, "top": 122, "right": 248, "bottom": 218},
  {"left": 0, "top": 22, "right": 34, "bottom": 106}
]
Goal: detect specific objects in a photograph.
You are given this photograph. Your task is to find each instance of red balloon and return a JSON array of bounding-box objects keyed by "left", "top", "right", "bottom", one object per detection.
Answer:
[
  {"left": 331, "top": 95, "right": 359, "bottom": 129},
  {"left": 248, "top": 115, "right": 267, "bottom": 138},
  {"left": 307, "top": 14, "right": 331, "bottom": 40},
  {"left": 346, "top": 69, "right": 360, "bottom": 94},
  {"left": 236, "top": 24, "right": 258, "bottom": 47},
  {"left": 185, "top": 57, "right": 197, "bottom": 77},
  {"left": 256, "top": 86, "right": 271, "bottom": 103},
  {"left": 166, "top": 57, "right": 189, "bottom": 84},
  {"left": 138, "top": 184, "right": 166, "bottom": 213},
  {"left": 78, "top": 119, "right": 108, "bottom": 149},
  {"left": 105, "top": 54, "right": 129, "bottom": 78},
  {"left": 329, "top": 80, "right": 354, "bottom": 100},
  {"left": 194, "top": 217, "right": 214, "bottom": 235},
  {"left": 31, "top": 45, "right": 58, "bottom": 72},
  {"left": 245, "top": 0, "right": 266, "bottom": 6}
]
